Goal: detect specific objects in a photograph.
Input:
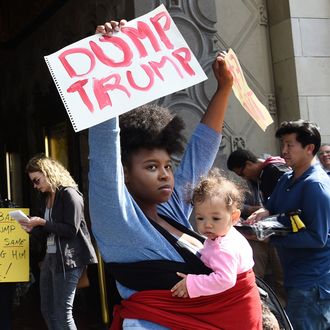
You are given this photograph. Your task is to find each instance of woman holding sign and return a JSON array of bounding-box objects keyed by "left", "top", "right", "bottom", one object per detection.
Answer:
[
  {"left": 88, "top": 20, "right": 261, "bottom": 329},
  {"left": 19, "top": 155, "right": 97, "bottom": 330}
]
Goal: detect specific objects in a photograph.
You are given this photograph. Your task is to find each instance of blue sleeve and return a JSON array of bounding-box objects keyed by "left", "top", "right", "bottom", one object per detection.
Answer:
[
  {"left": 158, "top": 123, "right": 222, "bottom": 227},
  {"left": 88, "top": 118, "right": 178, "bottom": 263},
  {"left": 88, "top": 119, "right": 222, "bottom": 263},
  {"left": 271, "top": 182, "right": 330, "bottom": 248}
]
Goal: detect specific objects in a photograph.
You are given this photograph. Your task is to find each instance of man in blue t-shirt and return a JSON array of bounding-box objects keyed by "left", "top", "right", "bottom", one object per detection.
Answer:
[{"left": 248, "top": 119, "right": 330, "bottom": 330}]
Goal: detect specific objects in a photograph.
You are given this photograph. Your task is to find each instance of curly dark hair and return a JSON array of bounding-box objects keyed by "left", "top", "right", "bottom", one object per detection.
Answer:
[
  {"left": 119, "top": 104, "right": 186, "bottom": 166},
  {"left": 275, "top": 119, "right": 321, "bottom": 155},
  {"left": 190, "top": 168, "right": 244, "bottom": 211}
]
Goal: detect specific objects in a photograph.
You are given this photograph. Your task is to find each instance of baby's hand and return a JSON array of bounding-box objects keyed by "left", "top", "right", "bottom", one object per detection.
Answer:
[
  {"left": 171, "top": 272, "right": 189, "bottom": 298},
  {"left": 95, "top": 19, "right": 127, "bottom": 36}
]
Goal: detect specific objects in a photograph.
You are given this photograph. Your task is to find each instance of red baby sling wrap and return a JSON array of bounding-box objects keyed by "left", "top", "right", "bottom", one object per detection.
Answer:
[{"left": 110, "top": 269, "right": 262, "bottom": 330}]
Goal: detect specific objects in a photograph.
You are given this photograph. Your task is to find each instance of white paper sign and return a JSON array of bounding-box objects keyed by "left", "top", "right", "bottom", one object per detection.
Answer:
[
  {"left": 225, "top": 49, "right": 273, "bottom": 131},
  {"left": 44, "top": 5, "right": 207, "bottom": 132}
]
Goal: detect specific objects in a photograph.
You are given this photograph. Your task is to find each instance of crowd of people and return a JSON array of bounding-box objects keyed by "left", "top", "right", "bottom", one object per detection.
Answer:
[
  {"left": 246, "top": 120, "right": 330, "bottom": 329},
  {"left": 88, "top": 19, "right": 330, "bottom": 330},
  {"left": 2, "top": 17, "right": 330, "bottom": 330}
]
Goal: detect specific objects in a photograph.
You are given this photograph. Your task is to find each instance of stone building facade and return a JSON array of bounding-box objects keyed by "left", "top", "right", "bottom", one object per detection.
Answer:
[{"left": 0, "top": 0, "right": 329, "bottom": 327}]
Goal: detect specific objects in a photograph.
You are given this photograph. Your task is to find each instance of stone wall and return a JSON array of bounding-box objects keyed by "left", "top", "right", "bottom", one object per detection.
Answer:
[
  {"left": 214, "top": 0, "right": 280, "bottom": 162},
  {"left": 268, "top": 0, "right": 330, "bottom": 142}
]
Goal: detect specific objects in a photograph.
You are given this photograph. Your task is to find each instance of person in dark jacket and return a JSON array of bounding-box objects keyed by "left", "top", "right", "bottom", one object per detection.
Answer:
[
  {"left": 18, "top": 154, "right": 98, "bottom": 330},
  {"left": 227, "top": 149, "right": 290, "bottom": 203},
  {"left": 227, "top": 149, "right": 290, "bottom": 305}
]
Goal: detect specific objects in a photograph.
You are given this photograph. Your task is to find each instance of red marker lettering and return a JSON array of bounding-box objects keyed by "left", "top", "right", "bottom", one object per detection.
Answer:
[
  {"left": 127, "top": 64, "right": 154, "bottom": 91},
  {"left": 93, "top": 74, "right": 131, "bottom": 109},
  {"left": 67, "top": 79, "right": 94, "bottom": 113},
  {"left": 59, "top": 48, "right": 95, "bottom": 78},
  {"left": 243, "top": 91, "right": 266, "bottom": 121},
  {"left": 122, "top": 22, "right": 161, "bottom": 58},
  {"left": 172, "top": 47, "right": 195, "bottom": 76},
  {"left": 149, "top": 56, "right": 184, "bottom": 80},
  {"left": 150, "top": 11, "right": 174, "bottom": 50},
  {"left": 90, "top": 36, "right": 133, "bottom": 67}
]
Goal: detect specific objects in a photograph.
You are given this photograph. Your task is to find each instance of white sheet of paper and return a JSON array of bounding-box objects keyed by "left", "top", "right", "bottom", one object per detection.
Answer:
[
  {"left": 44, "top": 4, "right": 207, "bottom": 132},
  {"left": 225, "top": 49, "right": 273, "bottom": 131}
]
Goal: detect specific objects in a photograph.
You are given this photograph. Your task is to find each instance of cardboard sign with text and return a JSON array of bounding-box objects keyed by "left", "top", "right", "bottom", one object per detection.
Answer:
[
  {"left": 45, "top": 4, "right": 207, "bottom": 132},
  {"left": 225, "top": 49, "right": 273, "bottom": 131},
  {"left": 0, "top": 208, "right": 30, "bottom": 282}
]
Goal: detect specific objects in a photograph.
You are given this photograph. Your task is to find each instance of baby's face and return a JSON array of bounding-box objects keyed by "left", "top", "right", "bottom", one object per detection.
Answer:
[{"left": 194, "top": 197, "right": 236, "bottom": 240}]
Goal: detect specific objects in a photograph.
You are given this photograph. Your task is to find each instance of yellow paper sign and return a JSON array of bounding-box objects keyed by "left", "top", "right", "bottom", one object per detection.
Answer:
[
  {"left": 0, "top": 208, "right": 30, "bottom": 282},
  {"left": 225, "top": 49, "right": 273, "bottom": 131}
]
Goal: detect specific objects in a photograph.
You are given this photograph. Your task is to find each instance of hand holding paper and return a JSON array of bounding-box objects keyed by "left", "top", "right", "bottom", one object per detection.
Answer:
[
  {"left": 95, "top": 19, "right": 127, "bottom": 36},
  {"left": 225, "top": 49, "right": 273, "bottom": 131},
  {"left": 213, "top": 52, "right": 233, "bottom": 92}
]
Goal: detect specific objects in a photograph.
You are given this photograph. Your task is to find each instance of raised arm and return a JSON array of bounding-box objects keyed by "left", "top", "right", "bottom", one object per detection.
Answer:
[
  {"left": 159, "top": 54, "right": 234, "bottom": 222},
  {"left": 201, "top": 53, "right": 233, "bottom": 133}
]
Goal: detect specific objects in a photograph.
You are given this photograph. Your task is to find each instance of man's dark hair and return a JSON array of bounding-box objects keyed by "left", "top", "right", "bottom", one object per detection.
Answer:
[
  {"left": 275, "top": 119, "right": 321, "bottom": 155},
  {"left": 227, "top": 149, "right": 258, "bottom": 171},
  {"left": 119, "top": 104, "right": 186, "bottom": 166}
]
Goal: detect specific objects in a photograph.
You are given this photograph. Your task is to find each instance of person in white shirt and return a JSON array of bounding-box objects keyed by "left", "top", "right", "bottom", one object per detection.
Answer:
[{"left": 318, "top": 143, "right": 330, "bottom": 175}]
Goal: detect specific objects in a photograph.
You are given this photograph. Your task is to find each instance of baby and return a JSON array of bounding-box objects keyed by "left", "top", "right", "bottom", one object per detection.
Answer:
[{"left": 171, "top": 167, "right": 255, "bottom": 298}]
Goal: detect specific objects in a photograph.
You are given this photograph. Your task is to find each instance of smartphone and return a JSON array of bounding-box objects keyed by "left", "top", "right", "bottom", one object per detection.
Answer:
[{"left": 9, "top": 210, "right": 30, "bottom": 222}]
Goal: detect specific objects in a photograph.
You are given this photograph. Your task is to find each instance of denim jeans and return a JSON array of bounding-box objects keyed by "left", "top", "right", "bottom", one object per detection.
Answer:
[
  {"left": 285, "top": 281, "right": 330, "bottom": 330},
  {"left": 40, "top": 253, "right": 84, "bottom": 330}
]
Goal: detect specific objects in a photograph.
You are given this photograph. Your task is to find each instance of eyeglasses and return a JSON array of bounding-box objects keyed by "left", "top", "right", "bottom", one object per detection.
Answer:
[{"left": 31, "top": 176, "right": 42, "bottom": 186}]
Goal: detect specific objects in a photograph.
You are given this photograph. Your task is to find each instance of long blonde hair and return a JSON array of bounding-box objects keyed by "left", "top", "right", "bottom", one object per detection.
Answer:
[{"left": 26, "top": 154, "right": 78, "bottom": 192}]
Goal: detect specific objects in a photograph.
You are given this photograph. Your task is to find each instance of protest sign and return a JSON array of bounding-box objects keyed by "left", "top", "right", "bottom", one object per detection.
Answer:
[
  {"left": 225, "top": 49, "right": 273, "bottom": 131},
  {"left": 0, "top": 208, "right": 30, "bottom": 282},
  {"left": 45, "top": 4, "right": 207, "bottom": 132}
]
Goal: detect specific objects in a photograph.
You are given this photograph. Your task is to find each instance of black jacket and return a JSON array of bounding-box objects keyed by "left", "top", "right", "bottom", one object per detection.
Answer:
[
  {"left": 259, "top": 163, "right": 291, "bottom": 201},
  {"left": 32, "top": 186, "right": 98, "bottom": 272}
]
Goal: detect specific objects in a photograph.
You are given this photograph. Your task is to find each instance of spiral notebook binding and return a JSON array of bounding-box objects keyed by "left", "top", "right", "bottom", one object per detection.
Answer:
[{"left": 44, "top": 56, "right": 78, "bottom": 132}]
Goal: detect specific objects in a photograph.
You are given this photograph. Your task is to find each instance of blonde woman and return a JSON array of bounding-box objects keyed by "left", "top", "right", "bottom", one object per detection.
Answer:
[{"left": 19, "top": 154, "right": 97, "bottom": 330}]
